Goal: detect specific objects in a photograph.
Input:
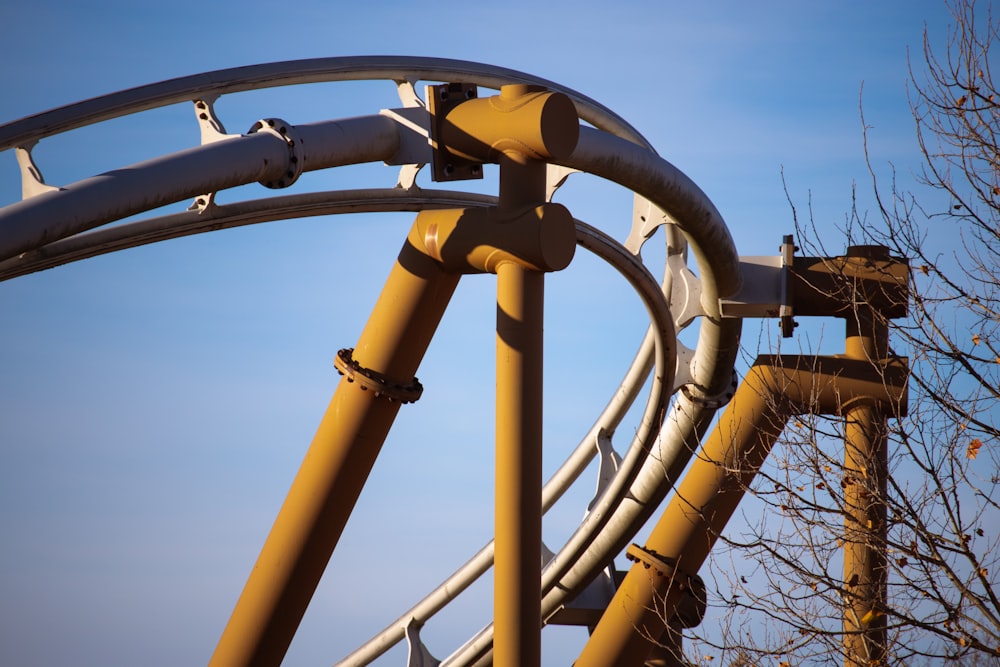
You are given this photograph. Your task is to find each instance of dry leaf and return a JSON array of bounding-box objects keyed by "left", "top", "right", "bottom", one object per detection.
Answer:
[
  {"left": 973, "top": 333, "right": 982, "bottom": 345},
  {"left": 967, "top": 439, "right": 984, "bottom": 459}
]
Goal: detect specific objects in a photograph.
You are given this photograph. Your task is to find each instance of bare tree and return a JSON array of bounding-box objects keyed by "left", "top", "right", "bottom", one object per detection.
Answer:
[{"left": 672, "top": 1, "right": 1000, "bottom": 664}]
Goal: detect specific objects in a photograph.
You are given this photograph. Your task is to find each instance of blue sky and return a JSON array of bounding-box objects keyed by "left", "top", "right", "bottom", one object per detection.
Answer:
[{"left": 0, "top": 1, "right": 956, "bottom": 665}]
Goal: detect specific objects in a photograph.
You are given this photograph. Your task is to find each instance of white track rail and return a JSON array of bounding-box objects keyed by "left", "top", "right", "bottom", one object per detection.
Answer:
[{"left": 0, "top": 57, "right": 742, "bottom": 665}]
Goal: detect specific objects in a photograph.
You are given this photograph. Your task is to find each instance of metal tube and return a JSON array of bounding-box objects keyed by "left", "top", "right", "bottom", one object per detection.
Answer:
[
  {"left": 0, "top": 115, "right": 400, "bottom": 263},
  {"left": 575, "top": 354, "right": 906, "bottom": 666},
  {"left": 491, "top": 143, "right": 548, "bottom": 667},
  {"left": 843, "top": 305, "right": 889, "bottom": 667},
  {"left": 575, "top": 359, "right": 792, "bottom": 666},
  {"left": 209, "top": 234, "right": 460, "bottom": 667},
  {"left": 494, "top": 261, "right": 544, "bottom": 667}
]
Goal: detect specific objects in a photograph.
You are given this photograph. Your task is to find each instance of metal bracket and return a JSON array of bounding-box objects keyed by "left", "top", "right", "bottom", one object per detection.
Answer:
[
  {"left": 779, "top": 234, "right": 797, "bottom": 336},
  {"left": 189, "top": 96, "right": 240, "bottom": 212},
  {"left": 544, "top": 564, "right": 619, "bottom": 627},
  {"left": 15, "top": 142, "right": 59, "bottom": 199},
  {"left": 679, "top": 368, "right": 738, "bottom": 410},
  {"left": 404, "top": 618, "right": 440, "bottom": 667},
  {"left": 625, "top": 544, "right": 707, "bottom": 629},
  {"left": 672, "top": 341, "right": 697, "bottom": 392},
  {"left": 667, "top": 251, "right": 705, "bottom": 330},
  {"left": 334, "top": 348, "right": 423, "bottom": 403},
  {"left": 718, "top": 233, "right": 797, "bottom": 338},
  {"left": 247, "top": 117, "right": 304, "bottom": 189},
  {"left": 625, "top": 195, "right": 678, "bottom": 255},
  {"left": 586, "top": 429, "right": 623, "bottom": 515},
  {"left": 383, "top": 78, "right": 430, "bottom": 190},
  {"left": 546, "top": 164, "right": 578, "bottom": 203},
  {"left": 379, "top": 106, "right": 433, "bottom": 168},
  {"left": 194, "top": 95, "right": 237, "bottom": 145},
  {"left": 426, "top": 82, "right": 483, "bottom": 183}
]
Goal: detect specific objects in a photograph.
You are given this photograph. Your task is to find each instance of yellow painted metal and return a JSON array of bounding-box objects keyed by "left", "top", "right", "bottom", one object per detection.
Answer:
[
  {"left": 412, "top": 202, "right": 575, "bottom": 274},
  {"left": 211, "top": 82, "right": 579, "bottom": 667},
  {"left": 495, "top": 260, "right": 545, "bottom": 667},
  {"left": 437, "top": 84, "right": 579, "bottom": 166},
  {"left": 209, "top": 238, "right": 460, "bottom": 667},
  {"left": 842, "top": 291, "right": 890, "bottom": 666},
  {"left": 476, "top": 86, "right": 577, "bottom": 667},
  {"left": 575, "top": 355, "right": 907, "bottom": 666}
]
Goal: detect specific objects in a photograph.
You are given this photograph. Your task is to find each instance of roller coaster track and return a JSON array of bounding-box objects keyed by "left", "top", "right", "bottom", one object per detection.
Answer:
[{"left": 0, "top": 57, "right": 743, "bottom": 665}]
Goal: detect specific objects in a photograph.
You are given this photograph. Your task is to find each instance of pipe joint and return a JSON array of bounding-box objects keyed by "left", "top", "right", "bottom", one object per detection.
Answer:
[
  {"left": 247, "top": 117, "right": 304, "bottom": 189},
  {"left": 409, "top": 203, "right": 576, "bottom": 274},
  {"left": 333, "top": 348, "right": 423, "bottom": 403},
  {"left": 437, "top": 85, "right": 579, "bottom": 164}
]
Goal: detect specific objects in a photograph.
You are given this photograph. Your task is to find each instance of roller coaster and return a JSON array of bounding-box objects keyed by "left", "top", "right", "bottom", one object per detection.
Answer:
[{"left": 0, "top": 57, "right": 908, "bottom": 666}]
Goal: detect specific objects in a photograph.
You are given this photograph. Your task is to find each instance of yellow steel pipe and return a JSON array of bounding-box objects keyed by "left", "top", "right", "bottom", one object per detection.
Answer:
[
  {"left": 210, "top": 83, "right": 578, "bottom": 667},
  {"left": 494, "top": 260, "right": 545, "bottom": 667},
  {"left": 843, "top": 305, "right": 890, "bottom": 667},
  {"left": 210, "top": 239, "right": 460, "bottom": 667},
  {"left": 575, "top": 354, "right": 906, "bottom": 666}
]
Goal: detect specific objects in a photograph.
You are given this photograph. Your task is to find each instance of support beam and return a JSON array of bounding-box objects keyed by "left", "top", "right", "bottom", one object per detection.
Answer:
[
  {"left": 209, "top": 234, "right": 460, "bottom": 667},
  {"left": 575, "top": 354, "right": 906, "bottom": 666},
  {"left": 842, "top": 249, "right": 892, "bottom": 667}
]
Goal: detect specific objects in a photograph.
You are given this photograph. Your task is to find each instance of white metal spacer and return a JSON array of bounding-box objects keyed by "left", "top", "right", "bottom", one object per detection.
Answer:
[
  {"left": 625, "top": 195, "right": 678, "bottom": 255},
  {"left": 586, "top": 429, "right": 623, "bottom": 515},
  {"left": 16, "top": 142, "right": 59, "bottom": 199},
  {"left": 546, "top": 164, "right": 578, "bottom": 203},
  {"left": 404, "top": 618, "right": 440, "bottom": 667}
]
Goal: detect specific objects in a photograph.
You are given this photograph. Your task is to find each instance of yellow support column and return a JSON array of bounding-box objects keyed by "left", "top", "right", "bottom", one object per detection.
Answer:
[
  {"left": 211, "top": 82, "right": 579, "bottom": 667},
  {"left": 575, "top": 355, "right": 907, "bottom": 666},
  {"left": 495, "top": 259, "right": 544, "bottom": 667},
  {"left": 210, "top": 239, "right": 460, "bottom": 667},
  {"left": 430, "top": 82, "right": 578, "bottom": 667},
  {"left": 842, "top": 252, "right": 891, "bottom": 667}
]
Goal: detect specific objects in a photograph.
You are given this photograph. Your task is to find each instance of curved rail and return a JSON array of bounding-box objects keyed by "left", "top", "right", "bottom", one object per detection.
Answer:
[{"left": 0, "top": 57, "right": 742, "bottom": 665}]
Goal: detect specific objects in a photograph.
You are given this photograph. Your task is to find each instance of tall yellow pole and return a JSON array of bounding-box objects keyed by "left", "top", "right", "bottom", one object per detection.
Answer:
[
  {"left": 211, "top": 83, "right": 578, "bottom": 667},
  {"left": 495, "top": 260, "right": 544, "bottom": 667},
  {"left": 493, "top": 151, "right": 547, "bottom": 667},
  {"left": 842, "top": 249, "right": 890, "bottom": 667},
  {"left": 210, "top": 239, "right": 459, "bottom": 667}
]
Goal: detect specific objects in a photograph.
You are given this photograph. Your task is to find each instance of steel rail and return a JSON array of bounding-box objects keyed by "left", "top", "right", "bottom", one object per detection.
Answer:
[
  {"left": 0, "top": 182, "right": 672, "bottom": 665},
  {"left": 0, "top": 61, "right": 743, "bottom": 665},
  {"left": 0, "top": 56, "right": 648, "bottom": 152}
]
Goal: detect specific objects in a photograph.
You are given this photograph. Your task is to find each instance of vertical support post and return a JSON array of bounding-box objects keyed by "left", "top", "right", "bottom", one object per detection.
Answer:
[
  {"left": 494, "top": 149, "right": 546, "bottom": 667},
  {"left": 209, "top": 240, "right": 459, "bottom": 667},
  {"left": 842, "top": 250, "right": 890, "bottom": 667},
  {"left": 495, "top": 260, "right": 544, "bottom": 667}
]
